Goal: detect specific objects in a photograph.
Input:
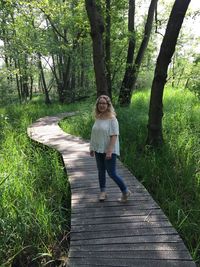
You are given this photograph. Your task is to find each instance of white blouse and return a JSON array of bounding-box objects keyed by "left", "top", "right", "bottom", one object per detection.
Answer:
[{"left": 90, "top": 117, "right": 120, "bottom": 156}]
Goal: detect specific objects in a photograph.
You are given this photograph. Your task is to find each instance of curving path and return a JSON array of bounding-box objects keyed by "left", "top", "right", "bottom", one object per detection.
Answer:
[{"left": 27, "top": 113, "right": 196, "bottom": 267}]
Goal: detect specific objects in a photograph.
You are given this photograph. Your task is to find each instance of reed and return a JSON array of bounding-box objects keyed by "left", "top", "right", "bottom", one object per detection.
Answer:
[
  {"left": 0, "top": 102, "right": 75, "bottom": 266},
  {"left": 61, "top": 87, "right": 200, "bottom": 265}
]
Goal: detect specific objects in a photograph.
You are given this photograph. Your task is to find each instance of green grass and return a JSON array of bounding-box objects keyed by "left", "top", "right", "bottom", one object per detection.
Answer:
[
  {"left": 1, "top": 89, "right": 199, "bottom": 266},
  {"left": 0, "top": 100, "right": 80, "bottom": 266},
  {"left": 61, "top": 87, "right": 200, "bottom": 266}
]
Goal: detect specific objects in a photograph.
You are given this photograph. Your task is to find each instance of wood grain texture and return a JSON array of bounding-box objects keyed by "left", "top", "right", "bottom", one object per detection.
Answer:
[{"left": 27, "top": 113, "right": 196, "bottom": 267}]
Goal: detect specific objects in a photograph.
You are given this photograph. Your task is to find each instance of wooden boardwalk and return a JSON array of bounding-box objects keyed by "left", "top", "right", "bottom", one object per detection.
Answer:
[{"left": 27, "top": 113, "right": 196, "bottom": 267}]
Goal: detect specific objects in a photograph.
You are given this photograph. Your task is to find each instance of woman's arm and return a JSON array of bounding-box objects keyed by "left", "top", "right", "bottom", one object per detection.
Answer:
[
  {"left": 90, "top": 150, "right": 95, "bottom": 157},
  {"left": 106, "top": 135, "right": 117, "bottom": 159}
]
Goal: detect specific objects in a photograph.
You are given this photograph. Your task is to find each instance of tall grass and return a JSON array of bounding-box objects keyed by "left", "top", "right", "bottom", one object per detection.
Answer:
[
  {"left": 61, "top": 87, "right": 200, "bottom": 266},
  {"left": 118, "top": 88, "right": 200, "bottom": 264},
  {"left": 1, "top": 90, "right": 199, "bottom": 265},
  {"left": 0, "top": 101, "right": 78, "bottom": 266}
]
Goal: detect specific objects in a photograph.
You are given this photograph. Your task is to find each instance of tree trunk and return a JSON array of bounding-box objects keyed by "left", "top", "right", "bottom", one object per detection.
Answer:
[
  {"left": 63, "top": 55, "right": 71, "bottom": 102},
  {"left": 29, "top": 75, "right": 33, "bottom": 100},
  {"left": 105, "top": 0, "right": 112, "bottom": 99},
  {"left": 19, "top": 75, "right": 23, "bottom": 101},
  {"left": 172, "top": 53, "right": 176, "bottom": 87},
  {"left": 118, "top": 0, "right": 157, "bottom": 106},
  {"left": 14, "top": 59, "right": 21, "bottom": 103},
  {"left": 146, "top": 0, "right": 191, "bottom": 146},
  {"left": 118, "top": 0, "right": 135, "bottom": 106},
  {"left": 176, "top": 66, "right": 185, "bottom": 87},
  {"left": 16, "top": 73, "right": 21, "bottom": 103},
  {"left": 70, "top": 70, "right": 76, "bottom": 102},
  {"left": 37, "top": 53, "right": 51, "bottom": 104},
  {"left": 80, "top": 40, "right": 85, "bottom": 89},
  {"left": 85, "top": 0, "right": 108, "bottom": 97}
]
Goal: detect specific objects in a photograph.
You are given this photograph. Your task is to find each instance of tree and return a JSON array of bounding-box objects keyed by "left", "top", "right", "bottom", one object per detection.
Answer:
[
  {"left": 186, "top": 56, "right": 200, "bottom": 100},
  {"left": 105, "top": 0, "right": 111, "bottom": 98},
  {"left": 0, "top": 1, "right": 38, "bottom": 103},
  {"left": 118, "top": 0, "right": 157, "bottom": 106},
  {"left": 146, "top": 0, "right": 191, "bottom": 146},
  {"left": 85, "top": 0, "right": 108, "bottom": 97},
  {"left": 0, "top": 0, "right": 92, "bottom": 104},
  {"left": 37, "top": 53, "right": 51, "bottom": 104},
  {"left": 39, "top": 0, "right": 79, "bottom": 103},
  {"left": 118, "top": 0, "right": 135, "bottom": 106}
]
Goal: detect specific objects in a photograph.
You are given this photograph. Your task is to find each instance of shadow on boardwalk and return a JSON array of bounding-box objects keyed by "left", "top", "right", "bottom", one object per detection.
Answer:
[{"left": 27, "top": 112, "right": 196, "bottom": 267}]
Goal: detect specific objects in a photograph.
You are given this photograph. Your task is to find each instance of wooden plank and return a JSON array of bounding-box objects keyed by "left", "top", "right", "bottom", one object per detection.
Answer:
[
  {"left": 72, "top": 208, "right": 163, "bottom": 219},
  {"left": 27, "top": 113, "right": 196, "bottom": 267},
  {"left": 70, "top": 221, "right": 173, "bottom": 233},
  {"left": 71, "top": 191, "right": 150, "bottom": 200},
  {"left": 69, "top": 250, "right": 191, "bottom": 260},
  {"left": 71, "top": 185, "right": 150, "bottom": 194},
  {"left": 71, "top": 181, "right": 142, "bottom": 191},
  {"left": 71, "top": 198, "right": 158, "bottom": 209},
  {"left": 68, "top": 174, "right": 142, "bottom": 183},
  {"left": 70, "top": 227, "right": 177, "bottom": 241},
  {"left": 71, "top": 196, "right": 153, "bottom": 206},
  {"left": 71, "top": 214, "right": 169, "bottom": 226},
  {"left": 68, "top": 257, "right": 196, "bottom": 267},
  {"left": 71, "top": 201, "right": 159, "bottom": 211},
  {"left": 69, "top": 242, "right": 188, "bottom": 252},
  {"left": 70, "top": 235, "right": 182, "bottom": 246},
  {"left": 71, "top": 202, "right": 158, "bottom": 210},
  {"left": 70, "top": 181, "right": 140, "bottom": 191}
]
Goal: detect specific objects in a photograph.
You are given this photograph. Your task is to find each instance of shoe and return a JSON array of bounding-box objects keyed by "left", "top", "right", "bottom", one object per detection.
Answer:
[
  {"left": 118, "top": 190, "right": 131, "bottom": 203},
  {"left": 99, "top": 192, "right": 107, "bottom": 201}
]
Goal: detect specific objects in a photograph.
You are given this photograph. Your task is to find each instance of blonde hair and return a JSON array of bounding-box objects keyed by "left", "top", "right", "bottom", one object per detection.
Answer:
[{"left": 94, "top": 95, "right": 116, "bottom": 119}]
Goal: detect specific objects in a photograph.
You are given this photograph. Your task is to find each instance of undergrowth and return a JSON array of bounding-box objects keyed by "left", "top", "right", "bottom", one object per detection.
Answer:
[
  {"left": 61, "top": 87, "right": 200, "bottom": 266},
  {"left": 0, "top": 101, "right": 78, "bottom": 266}
]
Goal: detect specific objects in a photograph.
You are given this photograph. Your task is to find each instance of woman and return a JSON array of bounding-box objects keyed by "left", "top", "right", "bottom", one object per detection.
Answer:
[{"left": 90, "top": 95, "right": 131, "bottom": 202}]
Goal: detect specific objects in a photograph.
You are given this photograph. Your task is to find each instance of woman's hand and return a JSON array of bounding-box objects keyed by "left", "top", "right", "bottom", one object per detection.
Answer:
[
  {"left": 90, "top": 150, "right": 95, "bottom": 157},
  {"left": 106, "top": 151, "right": 112, "bottom": 159},
  {"left": 106, "top": 135, "right": 117, "bottom": 159}
]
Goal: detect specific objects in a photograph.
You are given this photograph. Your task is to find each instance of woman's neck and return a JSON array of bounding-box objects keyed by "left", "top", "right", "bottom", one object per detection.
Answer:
[{"left": 97, "top": 112, "right": 113, "bottom": 119}]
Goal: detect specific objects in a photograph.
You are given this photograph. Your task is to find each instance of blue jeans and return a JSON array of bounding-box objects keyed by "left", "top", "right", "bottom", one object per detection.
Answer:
[{"left": 95, "top": 152, "right": 128, "bottom": 193}]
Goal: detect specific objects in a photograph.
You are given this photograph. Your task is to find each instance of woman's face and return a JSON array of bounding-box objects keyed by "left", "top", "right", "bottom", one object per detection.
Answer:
[{"left": 97, "top": 97, "right": 109, "bottom": 113}]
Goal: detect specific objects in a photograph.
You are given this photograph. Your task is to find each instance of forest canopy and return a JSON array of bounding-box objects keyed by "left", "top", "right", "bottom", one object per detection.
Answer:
[
  {"left": 0, "top": 1, "right": 200, "bottom": 266},
  {"left": 0, "top": 0, "right": 199, "bottom": 105}
]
